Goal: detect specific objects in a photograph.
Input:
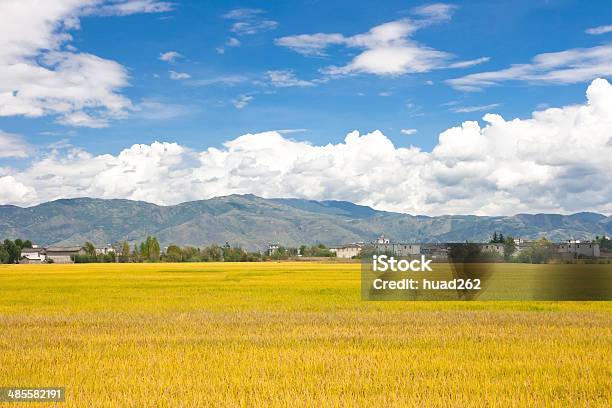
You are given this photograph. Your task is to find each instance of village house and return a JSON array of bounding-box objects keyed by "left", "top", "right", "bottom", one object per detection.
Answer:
[
  {"left": 268, "top": 244, "right": 280, "bottom": 257},
  {"left": 45, "top": 246, "right": 86, "bottom": 264},
  {"left": 479, "top": 243, "right": 505, "bottom": 256},
  {"left": 372, "top": 236, "right": 421, "bottom": 257},
  {"left": 557, "top": 240, "right": 600, "bottom": 258},
  {"left": 19, "top": 246, "right": 46, "bottom": 264},
  {"left": 95, "top": 245, "right": 116, "bottom": 255},
  {"left": 420, "top": 243, "right": 449, "bottom": 261},
  {"left": 329, "top": 243, "right": 363, "bottom": 259}
]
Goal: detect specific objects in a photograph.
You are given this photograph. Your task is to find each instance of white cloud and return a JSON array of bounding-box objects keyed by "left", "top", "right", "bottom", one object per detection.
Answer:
[
  {"left": 84, "top": 0, "right": 174, "bottom": 16},
  {"left": 0, "top": 131, "right": 31, "bottom": 158},
  {"left": 276, "top": 129, "right": 309, "bottom": 135},
  {"left": 159, "top": 51, "right": 182, "bottom": 62},
  {"left": 266, "top": 70, "right": 316, "bottom": 87},
  {"left": 275, "top": 5, "right": 485, "bottom": 77},
  {"left": 0, "top": 176, "right": 36, "bottom": 204},
  {"left": 226, "top": 37, "right": 241, "bottom": 47},
  {"left": 0, "top": 0, "right": 172, "bottom": 127},
  {"left": 411, "top": 3, "right": 457, "bottom": 22},
  {"left": 585, "top": 25, "right": 612, "bottom": 35},
  {"left": 448, "top": 57, "right": 490, "bottom": 68},
  {"left": 222, "top": 8, "right": 277, "bottom": 36},
  {"left": 232, "top": 94, "right": 253, "bottom": 109},
  {"left": 216, "top": 37, "right": 241, "bottom": 54},
  {"left": 169, "top": 70, "right": 190, "bottom": 80},
  {"left": 188, "top": 75, "right": 248, "bottom": 86},
  {"left": 279, "top": 20, "right": 449, "bottom": 76},
  {"left": 451, "top": 103, "right": 500, "bottom": 113},
  {"left": 275, "top": 33, "right": 346, "bottom": 57},
  {"left": 57, "top": 111, "right": 111, "bottom": 128},
  {"left": 400, "top": 128, "right": 418, "bottom": 135},
  {"left": 447, "top": 44, "right": 612, "bottom": 91},
  {"left": 222, "top": 8, "right": 262, "bottom": 20},
  {"left": 2, "top": 79, "right": 611, "bottom": 216}
]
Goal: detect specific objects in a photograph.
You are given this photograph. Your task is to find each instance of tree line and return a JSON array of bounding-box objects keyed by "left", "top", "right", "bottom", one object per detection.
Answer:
[
  {"left": 0, "top": 239, "right": 33, "bottom": 264},
  {"left": 74, "top": 237, "right": 336, "bottom": 263}
]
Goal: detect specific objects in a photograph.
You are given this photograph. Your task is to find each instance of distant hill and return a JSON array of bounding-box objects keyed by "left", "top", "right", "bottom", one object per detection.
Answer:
[{"left": 0, "top": 195, "right": 610, "bottom": 250}]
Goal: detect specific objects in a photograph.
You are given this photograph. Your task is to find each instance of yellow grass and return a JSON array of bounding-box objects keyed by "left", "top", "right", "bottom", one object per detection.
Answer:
[{"left": 0, "top": 262, "right": 610, "bottom": 407}]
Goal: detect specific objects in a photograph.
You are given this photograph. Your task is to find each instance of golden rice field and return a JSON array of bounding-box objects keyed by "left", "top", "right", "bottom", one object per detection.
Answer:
[{"left": 0, "top": 262, "right": 610, "bottom": 407}]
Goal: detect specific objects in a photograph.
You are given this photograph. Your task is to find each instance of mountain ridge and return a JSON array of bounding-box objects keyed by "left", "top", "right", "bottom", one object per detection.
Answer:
[{"left": 1, "top": 195, "right": 610, "bottom": 250}]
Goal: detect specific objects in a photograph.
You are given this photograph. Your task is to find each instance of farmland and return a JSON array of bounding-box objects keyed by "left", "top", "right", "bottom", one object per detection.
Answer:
[{"left": 0, "top": 262, "right": 610, "bottom": 407}]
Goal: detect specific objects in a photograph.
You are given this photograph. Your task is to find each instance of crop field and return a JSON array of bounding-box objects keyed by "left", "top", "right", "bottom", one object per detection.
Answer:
[{"left": 0, "top": 262, "right": 610, "bottom": 407}]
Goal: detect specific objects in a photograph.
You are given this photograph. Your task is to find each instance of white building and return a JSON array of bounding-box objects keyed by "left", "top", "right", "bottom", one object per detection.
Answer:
[
  {"left": 268, "top": 244, "right": 280, "bottom": 256},
  {"left": 19, "top": 247, "right": 46, "bottom": 264},
  {"left": 374, "top": 235, "right": 390, "bottom": 244},
  {"left": 95, "top": 245, "right": 115, "bottom": 255},
  {"left": 329, "top": 244, "right": 363, "bottom": 259}
]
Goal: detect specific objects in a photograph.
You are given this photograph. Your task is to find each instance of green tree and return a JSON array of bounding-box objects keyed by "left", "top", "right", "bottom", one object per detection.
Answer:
[
  {"left": 595, "top": 236, "right": 612, "bottom": 251},
  {"left": 119, "top": 241, "right": 131, "bottom": 262},
  {"left": 517, "top": 237, "right": 555, "bottom": 264},
  {"left": 503, "top": 235, "right": 517, "bottom": 260},
  {"left": 3, "top": 239, "right": 20, "bottom": 263},
  {"left": 0, "top": 246, "right": 9, "bottom": 264},
  {"left": 140, "top": 236, "right": 160, "bottom": 262},
  {"left": 165, "top": 245, "right": 183, "bottom": 262},
  {"left": 84, "top": 241, "right": 96, "bottom": 257}
]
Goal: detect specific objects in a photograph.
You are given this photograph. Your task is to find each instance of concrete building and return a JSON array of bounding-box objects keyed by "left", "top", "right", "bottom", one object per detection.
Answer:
[
  {"left": 557, "top": 240, "right": 600, "bottom": 258},
  {"left": 19, "top": 247, "right": 46, "bottom": 264},
  {"left": 329, "top": 243, "right": 363, "bottom": 259},
  {"left": 45, "top": 246, "right": 85, "bottom": 264},
  {"left": 95, "top": 245, "right": 115, "bottom": 255},
  {"left": 420, "top": 244, "right": 449, "bottom": 261},
  {"left": 268, "top": 244, "right": 280, "bottom": 257},
  {"left": 371, "top": 236, "right": 421, "bottom": 257},
  {"left": 479, "top": 243, "right": 505, "bottom": 256}
]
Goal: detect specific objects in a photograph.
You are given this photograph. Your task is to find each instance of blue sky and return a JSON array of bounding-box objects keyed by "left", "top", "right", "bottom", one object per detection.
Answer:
[
  {"left": 1, "top": 0, "right": 611, "bottom": 214},
  {"left": 3, "top": 0, "right": 611, "bottom": 154}
]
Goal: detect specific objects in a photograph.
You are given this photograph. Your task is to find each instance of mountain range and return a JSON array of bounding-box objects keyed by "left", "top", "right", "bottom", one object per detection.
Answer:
[{"left": 1, "top": 195, "right": 610, "bottom": 250}]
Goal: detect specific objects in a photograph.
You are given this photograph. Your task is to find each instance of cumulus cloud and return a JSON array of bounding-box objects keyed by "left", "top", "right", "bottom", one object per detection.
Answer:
[
  {"left": 0, "top": 131, "right": 31, "bottom": 158},
  {"left": 0, "top": 176, "right": 37, "bottom": 205},
  {"left": 222, "top": 8, "right": 277, "bottom": 36},
  {"left": 447, "top": 44, "right": 612, "bottom": 91},
  {"left": 0, "top": 0, "right": 172, "bottom": 127},
  {"left": 2, "top": 79, "right": 611, "bottom": 216},
  {"left": 400, "top": 128, "right": 418, "bottom": 135}
]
